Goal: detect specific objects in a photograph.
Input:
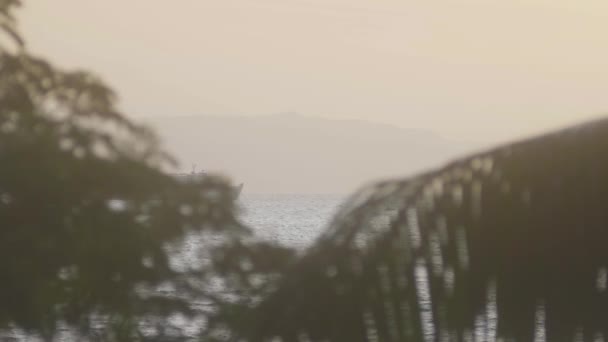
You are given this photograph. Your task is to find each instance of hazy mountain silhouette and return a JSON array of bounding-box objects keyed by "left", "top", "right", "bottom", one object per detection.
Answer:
[{"left": 146, "top": 113, "right": 481, "bottom": 194}]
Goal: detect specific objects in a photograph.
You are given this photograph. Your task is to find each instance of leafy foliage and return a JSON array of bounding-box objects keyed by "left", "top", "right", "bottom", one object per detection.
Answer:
[
  {"left": 248, "top": 119, "right": 608, "bottom": 341},
  {"left": 0, "top": 2, "right": 295, "bottom": 340}
]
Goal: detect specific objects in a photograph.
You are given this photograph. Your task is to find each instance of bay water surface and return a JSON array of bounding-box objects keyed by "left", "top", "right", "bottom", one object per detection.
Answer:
[{"left": 239, "top": 193, "right": 346, "bottom": 249}]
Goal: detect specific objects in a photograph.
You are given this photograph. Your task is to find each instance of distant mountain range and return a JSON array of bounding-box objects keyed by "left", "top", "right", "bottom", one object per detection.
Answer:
[{"left": 145, "top": 113, "right": 484, "bottom": 194}]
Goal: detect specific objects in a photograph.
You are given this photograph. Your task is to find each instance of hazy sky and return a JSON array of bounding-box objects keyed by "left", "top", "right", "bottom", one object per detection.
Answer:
[{"left": 21, "top": 0, "right": 608, "bottom": 143}]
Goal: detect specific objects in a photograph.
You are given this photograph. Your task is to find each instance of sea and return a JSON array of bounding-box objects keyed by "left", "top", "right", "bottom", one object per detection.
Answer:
[
  {"left": 5, "top": 194, "right": 549, "bottom": 341},
  {"left": 239, "top": 193, "right": 347, "bottom": 249},
  {"left": 2, "top": 194, "right": 346, "bottom": 341}
]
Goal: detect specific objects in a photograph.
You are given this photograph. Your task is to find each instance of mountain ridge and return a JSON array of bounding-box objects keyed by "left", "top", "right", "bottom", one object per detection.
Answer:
[{"left": 145, "top": 113, "right": 482, "bottom": 194}]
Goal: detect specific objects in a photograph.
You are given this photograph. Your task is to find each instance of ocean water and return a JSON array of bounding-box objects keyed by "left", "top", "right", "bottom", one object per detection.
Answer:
[
  {"left": 0, "top": 194, "right": 345, "bottom": 341},
  {"left": 239, "top": 193, "right": 346, "bottom": 249},
  {"left": 4, "top": 194, "right": 556, "bottom": 340}
]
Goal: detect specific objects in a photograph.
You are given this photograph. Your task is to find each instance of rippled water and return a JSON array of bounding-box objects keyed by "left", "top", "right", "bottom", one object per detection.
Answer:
[
  {"left": 2, "top": 194, "right": 346, "bottom": 341},
  {"left": 239, "top": 193, "right": 346, "bottom": 249}
]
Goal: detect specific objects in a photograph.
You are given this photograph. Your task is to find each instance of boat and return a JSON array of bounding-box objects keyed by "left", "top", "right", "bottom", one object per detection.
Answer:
[
  {"left": 232, "top": 182, "right": 244, "bottom": 198},
  {"left": 173, "top": 169, "right": 244, "bottom": 200}
]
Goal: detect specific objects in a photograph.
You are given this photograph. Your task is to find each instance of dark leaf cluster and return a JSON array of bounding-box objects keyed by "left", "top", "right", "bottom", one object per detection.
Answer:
[
  {"left": 248, "top": 118, "right": 608, "bottom": 341},
  {"left": 0, "top": 2, "right": 295, "bottom": 341}
]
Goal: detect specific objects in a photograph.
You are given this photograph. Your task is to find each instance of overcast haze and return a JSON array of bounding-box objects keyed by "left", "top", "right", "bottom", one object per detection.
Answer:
[
  {"left": 18, "top": 1, "right": 608, "bottom": 192},
  {"left": 148, "top": 113, "right": 476, "bottom": 193},
  {"left": 20, "top": 0, "right": 608, "bottom": 143}
]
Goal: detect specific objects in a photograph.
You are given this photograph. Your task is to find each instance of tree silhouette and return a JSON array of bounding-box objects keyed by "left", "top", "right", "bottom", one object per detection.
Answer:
[
  {"left": 248, "top": 118, "right": 608, "bottom": 341},
  {"left": 0, "top": 2, "right": 294, "bottom": 340}
]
